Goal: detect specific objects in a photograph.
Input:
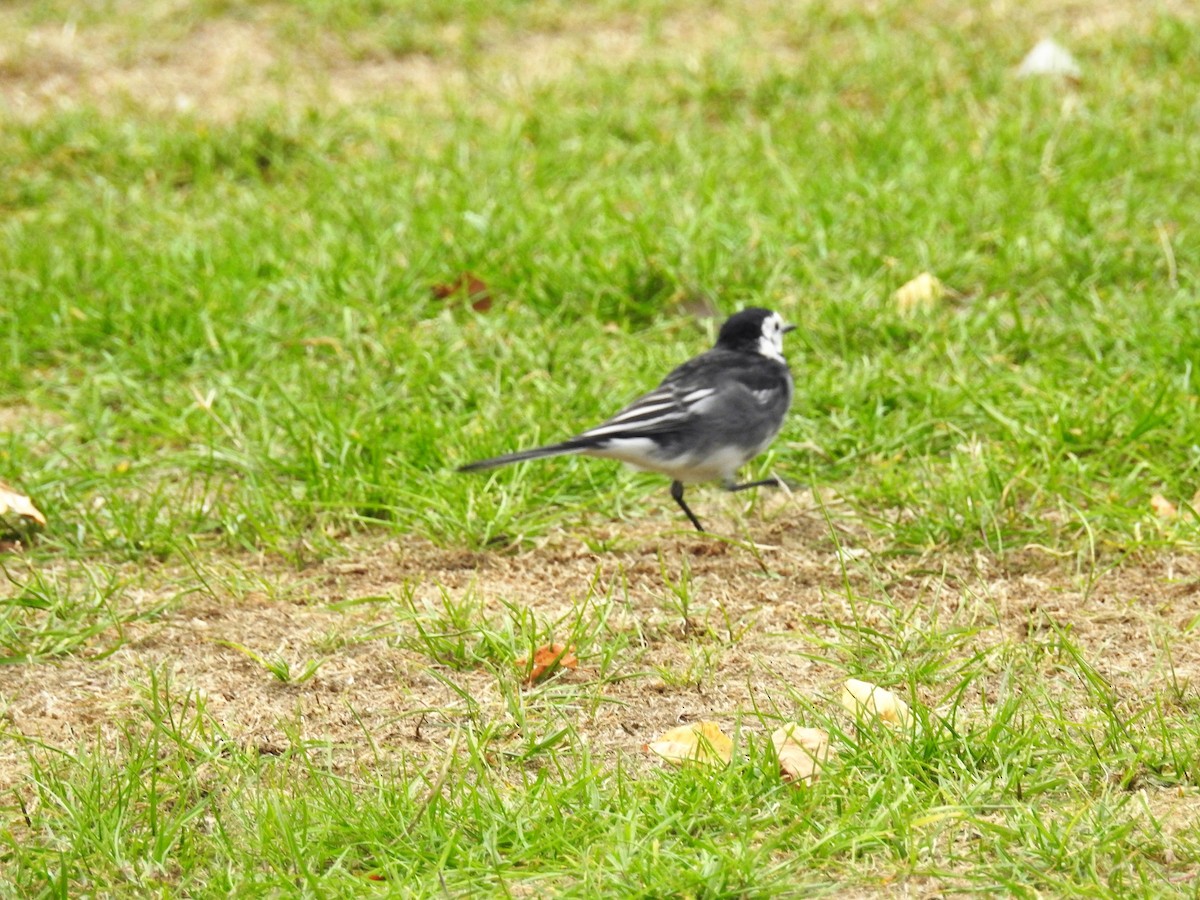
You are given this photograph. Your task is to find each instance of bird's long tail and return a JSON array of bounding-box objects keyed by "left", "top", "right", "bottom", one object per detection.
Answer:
[{"left": 457, "top": 441, "right": 587, "bottom": 473}]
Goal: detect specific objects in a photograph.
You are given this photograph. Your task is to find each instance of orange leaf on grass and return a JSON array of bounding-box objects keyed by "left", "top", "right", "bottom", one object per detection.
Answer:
[
  {"left": 519, "top": 643, "right": 578, "bottom": 683},
  {"left": 644, "top": 721, "right": 733, "bottom": 767},
  {"left": 432, "top": 273, "right": 493, "bottom": 312},
  {"left": 1151, "top": 493, "right": 1178, "bottom": 519}
]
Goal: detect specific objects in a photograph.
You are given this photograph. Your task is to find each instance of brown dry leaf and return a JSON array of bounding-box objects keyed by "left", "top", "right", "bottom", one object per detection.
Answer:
[
  {"left": 840, "top": 678, "right": 910, "bottom": 727},
  {"left": 771, "top": 723, "right": 830, "bottom": 785},
  {"left": 432, "top": 273, "right": 492, "bottom": 312},
  {"left": 0, "top": 481, "right": 46, "bottom": 527},
  {"left": 1151, "top": 493, "right": 1178, "bottom": 520},
  {"left": 518, "top": 643, "right": 577, "bottom": 684},
  {"left": 670, "top": 290, "right": 720, "bottom": 321},
  {"left": 644, "top": 721, "right": 733, "bottom": 767},
  {"left": 893, "top": 272, "right": 946, "bottom": 316}
]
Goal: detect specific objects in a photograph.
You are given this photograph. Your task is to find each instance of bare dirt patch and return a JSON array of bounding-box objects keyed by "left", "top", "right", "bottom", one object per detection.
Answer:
[
  {"left": 3, "top": 501, "right": 1199, "bottom": 794},
  {"left": 1, "top": 0, "right": 1195, "bottom": 120},
  {"left": 0, "top": 5, "right": 756, "bottom": 119}
]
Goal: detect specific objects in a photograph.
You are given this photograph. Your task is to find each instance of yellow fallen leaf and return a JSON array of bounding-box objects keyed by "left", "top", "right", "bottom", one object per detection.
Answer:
[
  {"left": 893, "top": 272, "right": 946, "bottom": 316},
  {"left": 644, "top": 721, "right": 732, "bottom": 767},
  {"left": 0, "top": 481, "right": 46, "bottom": 527},
  {"left": 910, "top": 809, "right": 965, "bottom": 828},
  {"left": 771, "top": 724, "right": 830, "bottom": 785},
  {"left": 840, "top": 678, "right": 910, "bottom": 726},
  {"left": 1151, "top": 493, "right": 1178, "bottom": 519}
]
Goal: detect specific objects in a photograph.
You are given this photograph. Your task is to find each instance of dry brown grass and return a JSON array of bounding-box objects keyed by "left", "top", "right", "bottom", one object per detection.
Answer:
[
  {"left": 1, "top": 0, "right": 1195, "bottom": 120},
  {"left": 4, "top": 500, "right": 1199, "bottom": 801}
]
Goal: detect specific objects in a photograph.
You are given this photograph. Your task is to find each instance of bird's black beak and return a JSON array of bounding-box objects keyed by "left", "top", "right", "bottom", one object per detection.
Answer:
[{"left": 782, "top": 323, "right": 797, "bottom": 334}]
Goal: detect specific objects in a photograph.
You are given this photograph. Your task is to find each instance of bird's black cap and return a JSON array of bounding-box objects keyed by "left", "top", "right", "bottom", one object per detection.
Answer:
[{"left": 715, "top": 307, "right": 783, "bottom": 351}]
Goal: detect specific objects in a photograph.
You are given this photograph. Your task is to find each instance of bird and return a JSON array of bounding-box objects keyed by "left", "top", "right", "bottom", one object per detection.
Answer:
[{"left": 457, "top": 307, "right": 796, "bottom": 532}]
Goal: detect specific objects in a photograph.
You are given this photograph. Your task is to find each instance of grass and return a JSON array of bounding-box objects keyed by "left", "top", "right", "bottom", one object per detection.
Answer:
[
  {"left": 4, "top": 578, "right": 1200, "bottom": 895},
  {"left": 1, "top": 2, "right": 1198, "bottom": 554},
  {"left": 1, "top": 0, "right": 1199, "bottom": 894}
]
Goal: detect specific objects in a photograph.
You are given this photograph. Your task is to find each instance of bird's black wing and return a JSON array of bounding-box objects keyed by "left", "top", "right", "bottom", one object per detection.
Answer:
[{"left": 568, "top": 347, "right": 767, "bottom": 445}]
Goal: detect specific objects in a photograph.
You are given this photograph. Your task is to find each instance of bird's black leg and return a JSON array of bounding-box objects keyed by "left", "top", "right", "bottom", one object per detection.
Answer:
[
  {"left": 727, "top": 477, "right": 784, "bottom": 492},
  {"left": 670, "top": 480, "right": 705, "bottom": 532}
]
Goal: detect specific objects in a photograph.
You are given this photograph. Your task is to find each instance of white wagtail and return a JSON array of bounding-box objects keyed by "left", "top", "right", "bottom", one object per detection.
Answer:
[{"left": 458, "top": 307, "right": 796, "bottom": 532}]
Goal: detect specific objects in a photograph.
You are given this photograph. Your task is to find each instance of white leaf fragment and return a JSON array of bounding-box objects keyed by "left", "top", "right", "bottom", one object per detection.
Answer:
[{"left": 1016, "top": 38, "right": 1081, "bottom": 80}]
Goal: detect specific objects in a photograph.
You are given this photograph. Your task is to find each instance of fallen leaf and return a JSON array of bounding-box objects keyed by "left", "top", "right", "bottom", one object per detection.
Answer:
[
  {"left": 0, "top": 481, "right": 46, "bottom": 527},
  {"left": 644, "top": 721, "right": 732, "bottom": 767},
  {"left": 297, "top": 336, "right": 346, "bottom": 354},
  {"left": 893, "top": 272, "right": 946, "bottom": 316},
  {"left": 432, "top": 272, "right": 492, "bottom": 312},
  {"left": 518, "top": 643, "right": 578, "bottom": 684},
  {"left": 840, "top": 678, "right": 910, "bottom": 727},
  {"left": 669, "top": 290, "right": 720, "bottom": 321},
  {"left": 1016, "top": 38, "right": 1081, "bottom": 81},
  {"left": 1151, "top": 494, "right": 1178, "bottom": 519},
  {"left": 771, "top": 724, "right": 830, "bottom": 785}
]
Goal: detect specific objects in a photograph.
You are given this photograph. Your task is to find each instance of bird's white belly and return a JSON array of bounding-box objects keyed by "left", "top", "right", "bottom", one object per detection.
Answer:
[
  {"left": 585, "top": 439, "right": 755, "bottom": 484},
  {"left": 667, "top": 443, "right": 763, "bottom": 483},
  {"left": 659, "top": 444, "right": 754, "bottom": 483}
]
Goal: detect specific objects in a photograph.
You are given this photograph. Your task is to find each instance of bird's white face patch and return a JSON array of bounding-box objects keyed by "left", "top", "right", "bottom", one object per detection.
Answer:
[{"left": 757, "top": 312, "right": 790, "bottom": 362}]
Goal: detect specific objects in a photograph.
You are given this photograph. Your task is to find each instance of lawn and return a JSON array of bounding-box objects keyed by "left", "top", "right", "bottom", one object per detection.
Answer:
[{"left": 1, "top": 0, "right": 1199, "bottom": 895}]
